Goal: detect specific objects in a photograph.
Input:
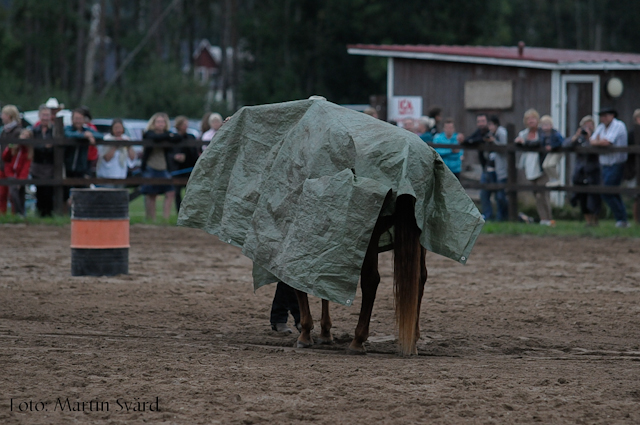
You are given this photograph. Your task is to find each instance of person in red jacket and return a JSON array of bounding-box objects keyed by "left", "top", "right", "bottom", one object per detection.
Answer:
[
  {"left": 0, "top": 104, "right": 23, "bottom": 214},
  {"left": 2, "top": 129, "right": 33, "bottom": 216},
  {"left": 80, "top": 106, "right": 99, "bottom": 177}
]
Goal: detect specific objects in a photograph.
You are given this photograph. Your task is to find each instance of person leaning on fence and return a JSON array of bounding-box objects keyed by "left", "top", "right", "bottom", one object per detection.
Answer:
[
  {"left": 417, "top": 116, "right": 435, "bottom": 142},
  {"left": 45, "top": 97, "right": 64, "bottom": 120},
  {"left": 97, "top": 118, "right": 135, "bottom": 187},
  {"left": 140, "top": 112, "right": 181, "bottom": 221},
  {"left": 169, "top": 115, "right": 200, "bottom": 212},
  {"left": 30, "top": 105, "right": 55, "bottom": 217},
  {"left": 200, "top": 113, "right": 223, "bottom": 150},
  {"left": 64, "top": 109, "right": 103, "bottom": 203},
  {"left": 481, "top": 115, "right": 509, "bottom": 221},
  {"left": 0, "top": 105, "right": 23, "bottom": 214},
  {"left": 515, "top": 108, "right": 555, "bottom": 226},
  {"left": 590, "top": 107, "right": 629, "bottom": 228},
  {"left": 566, "top": 115, "right": 601, "bottom": 226},
  {"left": 2, "top": 129, "right": 33, "bottom": 216},
  {"left": 538, "top": 115, "right": 565, "bottom": 187},
  {"left": 433, "top": 118, "right": 464, "bottom": 180},
  {"left": 80, "top": 106, "right": 99, "bottom": 178},
  {"left": 462, "top": 113, "right": 497, "bottom": 220}
]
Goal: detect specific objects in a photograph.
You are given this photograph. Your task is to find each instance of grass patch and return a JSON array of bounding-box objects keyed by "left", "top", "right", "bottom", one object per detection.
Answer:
[
  {"left": 128, "top": 195, "right": 179, "bottom": 225},
  {"left": 481, "top": 220, "right": 640, "bottom": 238},
  {"left": 2, "top": 188, "right": 637, "bottom": 238},
  {"left": 0, "top": 188, "right": 180, "bottom": 226}
]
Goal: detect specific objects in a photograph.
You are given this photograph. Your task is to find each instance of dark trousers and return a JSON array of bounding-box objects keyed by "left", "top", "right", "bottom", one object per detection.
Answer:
[
  {"left": 175, "top": 185, "right": 185, "bottom": 212},
  {"left": 601, "top": 163, "right": 627, "bottom": 222},
  {"left": 480, "top": 171, "right": 508, "bottom": 221},
  {"left": 572, "top": 167, "right": 601, "bottom": 216},
  {"left": 36, "top": 185, "right": 54, "bottom": 217},
  {"left": 270, "top": 282, "right": 300, "bottom": 325},
  {"left": 9, "top": 185, "right": 26, "bottom": 216}
]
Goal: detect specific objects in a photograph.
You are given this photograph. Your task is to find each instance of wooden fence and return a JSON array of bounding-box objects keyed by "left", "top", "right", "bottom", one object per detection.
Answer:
[{"left": 1, "top": 124, "right": 639, "bottom": 221}]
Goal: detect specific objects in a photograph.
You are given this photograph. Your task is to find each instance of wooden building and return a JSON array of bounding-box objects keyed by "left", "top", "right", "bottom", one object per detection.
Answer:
[
  {"left": 348, "top": 43, "right": 640, "bottom": 139},
  {"left": 193, "top": 39, "right": 222, "bottom": 83}
]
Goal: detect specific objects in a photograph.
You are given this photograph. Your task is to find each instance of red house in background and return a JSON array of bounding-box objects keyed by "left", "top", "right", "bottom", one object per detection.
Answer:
[{"left": 193, "top": 39, "right": 221, "bottom": 83}]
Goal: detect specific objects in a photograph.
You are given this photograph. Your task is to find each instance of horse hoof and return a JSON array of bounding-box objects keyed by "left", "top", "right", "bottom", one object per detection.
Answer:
[
  {"left": 316, "top": 336, "right": 335, "bottom": 345},
  {"left": 296, "top": 339, "right": 313, "bottom": 348},
  {"left": 346, "top": 347, "right": 366, "bottom": 355}
]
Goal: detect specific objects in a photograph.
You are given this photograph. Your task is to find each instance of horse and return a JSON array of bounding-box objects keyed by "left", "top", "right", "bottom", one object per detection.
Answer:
[{"left": 292, "top": 194, "right": 427, "bottom": 356}]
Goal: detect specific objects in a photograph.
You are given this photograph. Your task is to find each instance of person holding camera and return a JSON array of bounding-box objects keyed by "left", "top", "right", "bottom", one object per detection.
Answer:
[
  {"left": 566, "top": 115, "right": 601, "bottom": 226},
  {"left": 480, "top": 116, "right": 509, "bottom": 221},
  {"left": 462, "top": 113, "right": 506, "bottom": 221}
]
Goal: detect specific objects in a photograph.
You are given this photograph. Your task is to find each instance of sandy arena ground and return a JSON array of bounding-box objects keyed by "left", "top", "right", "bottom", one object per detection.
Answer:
[{"left": 1, "top": 224, "right": 639, "bottom": 424}]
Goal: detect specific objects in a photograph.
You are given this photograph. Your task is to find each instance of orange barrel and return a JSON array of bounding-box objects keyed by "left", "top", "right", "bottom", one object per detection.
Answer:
[{"left": 70, "top": 188, "right": 129, "bottom": 276}]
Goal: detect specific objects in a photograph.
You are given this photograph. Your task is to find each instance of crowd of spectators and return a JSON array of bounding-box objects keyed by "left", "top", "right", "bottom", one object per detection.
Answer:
[
  {"left": 388, "top": 105, "right": 636, "bottom": 228},
  {"left": 0, "top": 98, "right": 636, "bottom": 226},
  {"left": 0, "top": 98, "right": 224, "bottom": 219}
]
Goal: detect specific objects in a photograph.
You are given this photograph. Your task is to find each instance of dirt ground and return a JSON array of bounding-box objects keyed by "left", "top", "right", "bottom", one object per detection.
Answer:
[{"left": 1, "top": 224, "right": 639, "bottom": 424}]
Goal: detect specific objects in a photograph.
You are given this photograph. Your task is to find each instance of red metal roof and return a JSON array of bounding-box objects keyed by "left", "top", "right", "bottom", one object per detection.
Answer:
[{"left": 347, "top": 44, "right": 640, "bottom": 65}]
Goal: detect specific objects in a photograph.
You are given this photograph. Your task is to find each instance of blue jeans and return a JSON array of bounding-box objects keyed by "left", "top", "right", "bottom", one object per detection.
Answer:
[
  {"left": 480, "top": 171, "right": 508, "bottom": 221},
  {"left": 601, "top": 163, "right": 627, "bottom": 222}
]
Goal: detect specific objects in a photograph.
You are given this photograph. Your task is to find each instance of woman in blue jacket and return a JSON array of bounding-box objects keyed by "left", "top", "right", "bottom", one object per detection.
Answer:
[{"left": 432, "top": 118, "right": 463, "bottom": 179}]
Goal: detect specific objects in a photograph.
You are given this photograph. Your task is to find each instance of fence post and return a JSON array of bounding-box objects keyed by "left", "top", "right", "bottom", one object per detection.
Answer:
[
  {"left": 52, "top": 116, "right": 65, "bottom": 215},
  {"left": 506, "top": 123, "right": 518, "bottom": 221}
]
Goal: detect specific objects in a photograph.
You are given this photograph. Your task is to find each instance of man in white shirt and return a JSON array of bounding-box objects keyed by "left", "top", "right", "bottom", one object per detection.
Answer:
[{"left": 591, "top": 107, "right": 629, "bottom": 227}]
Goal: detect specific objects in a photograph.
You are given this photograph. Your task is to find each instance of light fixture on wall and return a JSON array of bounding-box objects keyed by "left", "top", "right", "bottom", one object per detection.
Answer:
[{"left": 606, "top": 77, "right": 624, "bottom": 98}]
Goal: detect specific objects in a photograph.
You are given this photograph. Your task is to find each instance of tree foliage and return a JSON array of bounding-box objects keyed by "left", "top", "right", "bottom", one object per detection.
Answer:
[{"left": 0, "top": 0, "right": 639, "bottom": 116}]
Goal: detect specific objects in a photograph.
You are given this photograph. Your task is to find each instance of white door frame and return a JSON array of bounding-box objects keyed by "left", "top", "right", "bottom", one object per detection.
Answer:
[
  {"left": 560, "top": 74, "right": 601, "bottom": 134},
  {"left": 553, "top": 74, "right": 600, "bottom": 206}
]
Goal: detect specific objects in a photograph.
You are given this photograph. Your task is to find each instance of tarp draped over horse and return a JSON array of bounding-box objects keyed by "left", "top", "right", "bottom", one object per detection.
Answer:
[{"left": 177, "top": 99, "right": 484, "bottom": 306}]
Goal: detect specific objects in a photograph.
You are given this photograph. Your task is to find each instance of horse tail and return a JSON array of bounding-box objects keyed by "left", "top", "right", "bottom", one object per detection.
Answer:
[{"left": 393, "top": 194, "right": 422, "bottom": 356}]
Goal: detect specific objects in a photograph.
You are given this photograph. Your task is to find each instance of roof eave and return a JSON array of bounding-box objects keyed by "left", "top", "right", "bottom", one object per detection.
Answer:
[{"left": 347, "top": 48, "right": 640, "bottom": 71}]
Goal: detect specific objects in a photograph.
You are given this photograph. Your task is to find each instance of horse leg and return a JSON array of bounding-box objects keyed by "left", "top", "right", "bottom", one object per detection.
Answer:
[
  {"left": 347, "top": 237, "right": 380, "bottom": 354},
  {"left": 415, "top": 247, "right": 427, "bottom": 342},
  {"left": 294, "top": 289, "right": 314, "bottom": 348},
  {"left": 317, "top": 299, "right": 334, "bottom": 344}
]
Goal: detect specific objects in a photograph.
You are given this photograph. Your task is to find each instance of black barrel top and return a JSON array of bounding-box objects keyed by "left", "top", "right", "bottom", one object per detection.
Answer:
[{"left": 71, "top": 188, "right": 129, "bottom": 219}]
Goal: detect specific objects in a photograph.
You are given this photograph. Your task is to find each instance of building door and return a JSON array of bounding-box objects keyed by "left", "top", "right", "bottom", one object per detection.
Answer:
[
  {"left": 558, "top": 75, "right": 600, "bottom": 204},
  {"left": 561, "top": 75, "right": 600, "bottom": 137}
]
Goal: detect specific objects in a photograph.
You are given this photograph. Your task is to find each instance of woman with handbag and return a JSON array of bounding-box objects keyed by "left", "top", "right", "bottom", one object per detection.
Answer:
[{"left": 515, "top": 109, "right": 556, "bottom": 226}]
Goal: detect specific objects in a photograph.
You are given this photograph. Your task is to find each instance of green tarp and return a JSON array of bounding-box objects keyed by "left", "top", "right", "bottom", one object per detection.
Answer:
[{"left": 177, "top": 99, "right": 484, "bottom": 306}]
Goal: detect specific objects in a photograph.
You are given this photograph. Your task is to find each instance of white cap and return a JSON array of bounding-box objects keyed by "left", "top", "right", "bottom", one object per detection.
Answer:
[
  {"left": 308, "top": 95, "right": 326, "bottom": 101},
  {"left": 45, "top": 97, "right": 60, "bottom": 108}
]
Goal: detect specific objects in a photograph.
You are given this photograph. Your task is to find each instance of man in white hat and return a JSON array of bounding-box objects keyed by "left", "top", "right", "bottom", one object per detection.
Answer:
[
  {"left": 591, "top": 107, "right": 629, "bottom": 227},
  {"left": 45, "top": 97, "right": 64, "bottom": 118}
]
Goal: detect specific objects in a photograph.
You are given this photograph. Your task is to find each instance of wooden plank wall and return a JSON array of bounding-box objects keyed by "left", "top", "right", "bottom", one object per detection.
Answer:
[{"left": 393, "top": 58, "right": 552, "bottom": 136}]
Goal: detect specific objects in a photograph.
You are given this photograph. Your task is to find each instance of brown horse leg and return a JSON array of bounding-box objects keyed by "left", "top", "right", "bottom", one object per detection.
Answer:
[
  {"left": 347, "top": 236, "right": 381, "bottom": 354},
  {"left": 294, "top": 289, "right": 314, "bottom": 348},
  {"left": 317, "top": 299, "right": 334, "bottom": 344},
  {"left": 415, "top": 247, "right": 427, "bottom": 342}
]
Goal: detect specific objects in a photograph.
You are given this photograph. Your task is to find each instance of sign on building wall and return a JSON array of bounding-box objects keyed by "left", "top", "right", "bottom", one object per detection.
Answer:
[
  {"left": 388, "top": 96, "right": 423, "bottom": 121},
  {"left": 464, "top": 80, "right": 513, "bottom": 110}
]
